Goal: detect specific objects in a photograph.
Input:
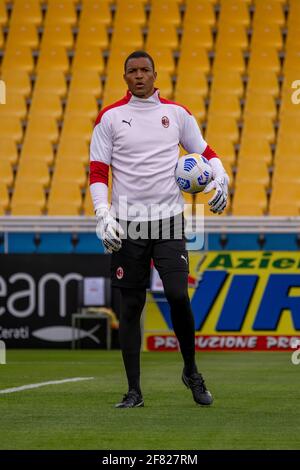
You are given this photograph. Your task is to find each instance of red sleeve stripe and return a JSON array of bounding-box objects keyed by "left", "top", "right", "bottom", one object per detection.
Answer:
[
  {"left": 89, "top": 161, "right": 109, "bottom": 186},
  {"left": 202, "top": 145, "right": 219, "bottom": 161}
]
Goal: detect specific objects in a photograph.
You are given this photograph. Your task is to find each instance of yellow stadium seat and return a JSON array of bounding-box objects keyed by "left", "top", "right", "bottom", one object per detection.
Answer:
[
  {"left": 72, "top": 46, "right": 104, "bottom": 73},
  {"left": 236, "top": 160, "right": 270, "bottom": 187},
  {"left": 0, "top": 182, "right": 9, "bottom": 213},
  {"left": 232, "top": 185, "right": 267, "bottom": 215},
  {"left": 205, "top": 116, "right": 239, "bottom": 143},
  {"left": 107, "top": 46, "right": 138, "bottom": 73},
  {"left": 6, "top": 23, "right": 39, "bottom": 49},
  {"left": 114, "top": 1, "right": 146, "bottom": 26},
  {"left": 21, "top": 138, "right": 54, "bottom": 165},
  {"left": 37, "top": 45, "right": 69, "bottom": 72},
  {"left": 0, "top": 93, "right": 27, "bottom": 118},
  {"left": 213, "top": 49, "right": 245, "bottom": 73},
  {"left": 251, "top": 24, "right": 283, "bottom": 49},
  {"left": 244, "top": 92, "right": 276, "bottom": 118},
  {"left": 275, "top": 137, "right": 300, "bottom": 162},
  {"left": 111, "top": 24, "right": 144, "bottom": 50},
  {"left": 0, "top": 0, "right": 8, "bottom": 26},
  {"left": 11, "top": 181, "right": 46, "bottom": 215},
  {"left": 0, "top": 28, "right": 5, "bottom": 47},
  {"left": 44, "top": 1, "right": 77, "bottom": 26},
  {"left": 0, "top": 70, "right": 31, "bottom": 96},
  {"left": 34, "top": 70, "right": 67, "bottom": 96},
  {"left": 247, "top": 70, "right": 279, "bottom": 96},
  {"left": 29, "top": 92, "right": 62, "bottom": 119},
  {"left": 279, "top": 90, "right": 300, "bottom": 117},
  {"left": 204, "top": 137, "right": 236, "bottom": 166},
  {"left": 242, "top": 116, "right": 275, "bottom": 142},
  {"left": 25, "top": 116, "right": 59, "bottom": 142},
  {"left": 219, "top": 0, "right": 250, "bottom": 25},
  {"left": 0, "top": 139, "right": 18, "bottom": 165},
  {"left": 211, "top": 71, "right": 244, "bottom": 96},
  {"left": 155, "top": 71, "right": 173, "bottom": 99},
  {"left": 10, "top": 202, "right": 45, "bottom": 215},
  {"left": 216, "top": 23, "right": 248, "bottom": 49},
  {"left": 146, "top": 48, "right": 175, "bottom": 73},
  {"left": 269, "top": 202, "right": 299, "bottom": 216},
  {"left": 253, "top": 1, "right": 285, "bottom": 26},
  {"left": 248, "top": 47, "right": 280, "bottom": 73},
  {"left": 238, "top": 137, "right": 272, "bottom": 164},
  {"left": 1, "top": 47, "right": 34, "bottom": 73},
  {"left": 285, "top": 34, "right": 300, "bottom": 53},
  {"left": 41, "top": 24, "right": 74, "bottom": 48},
  {"left": 277, "top": 115, "right": 299, "bottom": 136},
  {"left": 181, "top": 24, "right": 213, "bottom": 50},
  {"left": 0, "top": 160, "right": 14, "bottom": 186},
  {"left": 65, "top": 92, "right": 98, "bottom": 119},
  {"left": 147, "top": 25, "right": 178, "bottom": 50},
  {"left": 47, "top": 202, "right": 82, "bottom": 215},
  {"left": 176, "top": 72, "right": 208, "bottom": 97},
  {"left": 56, "top": 137, "right": 89, "bottom": 164},
  {"left": 60, "top": 115, "right": 94, "bottom": 142},
  {"left": 101, "top": 89, "right": 124, "bottom": 109},
  {"left": 284, "top": 49, "right": 300, "bottom": 73},
  {"left": 149, "top": 1, "right": 181, "bottom": 26},
  {"left": 9, "top": 0, "right": 42, "bottom": 25},
  {"left": 53, "top": 160, "right": 87, "bottom": 187},
  {"left": 184, "top": 1, "right": 215, "bottom": 26},
  {"left": 83, "top": 190, "right": 95, "bottom": 216},
  {"left": 270, "top": 183, "right": 300, "bottom": 210},
  {"left": 47, "top": 182, "right": 82, "bottom": 215},
  {"left": 80, "top": 1, "right": 111, "bottom": 26},
  {"left": 232, "top": 201, "right": 266, "bottom": 216},
  {"left": 76, "top": 23, "right": 108, "bottom": 49},
  {"left": 208, "top": 92, "right": 241, "bottom": 118},
  {"left": 16, "top": 160, "right": 50, "bottom": 187},
  {"left": 0, "top": 117, "right": 23, "bottom": 143},
  {"left": 273, "top": 160, "right": 300, "bottom": 181},
  {"left": 70, "top": 70, "right": 102, "bottom": 96},
  {"left": 178, "top": 48, "right": 210, "bottom": 74},
  {"left": 174, "top": 91, "right": 206, "bottom": 122}
]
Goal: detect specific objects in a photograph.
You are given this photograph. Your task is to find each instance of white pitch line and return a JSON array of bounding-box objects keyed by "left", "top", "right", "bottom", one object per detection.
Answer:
[{"left": 0, "top": 377, "right": 95, "bottom": 394}]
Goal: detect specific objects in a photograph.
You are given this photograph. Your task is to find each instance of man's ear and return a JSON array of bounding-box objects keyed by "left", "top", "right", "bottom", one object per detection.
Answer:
[{"left": 154, "top": 71, "right": 157, "bottom": 81}]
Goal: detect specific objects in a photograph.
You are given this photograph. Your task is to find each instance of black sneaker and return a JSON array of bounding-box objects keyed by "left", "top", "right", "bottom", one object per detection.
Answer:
[
  {"left": 115, "top": 389, "right": 144, "bottom": 408},
  {"left": 182, "top": 371, "right": 213, "bottom": 406}
]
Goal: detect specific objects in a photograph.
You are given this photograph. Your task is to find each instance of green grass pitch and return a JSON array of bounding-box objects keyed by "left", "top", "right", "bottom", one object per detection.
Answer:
[{"left": 0, "top": 350, "right": 299, "bottom": 450}]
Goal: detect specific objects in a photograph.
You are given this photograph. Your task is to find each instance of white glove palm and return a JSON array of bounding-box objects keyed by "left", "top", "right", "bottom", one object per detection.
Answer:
[
  {"left": 203, "top": 159, "right": 229, "bottom": 214},
  {"left": 95, "top": 205, "right": 124, "bottom": 253}
]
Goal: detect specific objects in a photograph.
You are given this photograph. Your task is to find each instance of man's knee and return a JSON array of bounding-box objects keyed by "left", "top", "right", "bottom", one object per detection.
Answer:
[{"left": 121, "top": 288, "right": 146, "bottom": 318}]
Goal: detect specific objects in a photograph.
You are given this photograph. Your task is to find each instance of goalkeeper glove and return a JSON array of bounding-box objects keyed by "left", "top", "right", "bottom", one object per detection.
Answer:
[
  {"left": 203, "top": 158, "right": 230, "bottom": 214},
  {"left": 95, "top": 204, "right": 124, "bottom": 253}
]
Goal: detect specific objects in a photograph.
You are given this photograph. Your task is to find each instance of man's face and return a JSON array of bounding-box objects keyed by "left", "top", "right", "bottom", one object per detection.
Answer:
[{"left": 124, "top": 57, "right": 157, "bottom": 99}]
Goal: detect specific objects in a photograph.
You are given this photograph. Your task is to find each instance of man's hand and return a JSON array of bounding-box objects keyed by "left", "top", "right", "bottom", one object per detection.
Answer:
[
  {"left": 95, "top": 205, "right": 124, "bottom": 253},
  {"left": 203, "top": 158, "right": 229, "bottom": 214}
]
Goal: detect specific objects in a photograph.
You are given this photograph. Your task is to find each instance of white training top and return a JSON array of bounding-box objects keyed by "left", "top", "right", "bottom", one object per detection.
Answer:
[{"left": 89, "top": 89, "right": 208, "bottom": 221}]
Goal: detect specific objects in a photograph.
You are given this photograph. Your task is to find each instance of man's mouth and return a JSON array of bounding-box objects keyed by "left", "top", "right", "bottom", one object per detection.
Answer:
[{"left": 135, "top": 83, "right": 144, "bottom": 88}]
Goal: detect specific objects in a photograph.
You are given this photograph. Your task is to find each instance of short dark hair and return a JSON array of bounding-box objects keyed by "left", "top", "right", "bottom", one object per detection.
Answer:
[{"left": 124, "top": 51, "right": 155, "bottom": 72}]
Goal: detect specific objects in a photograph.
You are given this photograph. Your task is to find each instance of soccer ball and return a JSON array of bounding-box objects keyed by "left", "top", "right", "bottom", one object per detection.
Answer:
[{"left": 175, "top": 153, "right": 213, "bottom": 194}]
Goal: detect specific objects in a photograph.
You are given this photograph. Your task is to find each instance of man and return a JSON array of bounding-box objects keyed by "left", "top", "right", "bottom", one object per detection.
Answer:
[{"left": 89, "top": 51, "right": 229, "bottom": 408}]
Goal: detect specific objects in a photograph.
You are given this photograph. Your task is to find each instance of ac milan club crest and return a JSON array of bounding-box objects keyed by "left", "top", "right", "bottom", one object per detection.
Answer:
[
  {"left": 116, "top": 266, "right": 124, "bottom": 280},
  {"left": 161, "top": 116, "right": 169, "bottom": 128}
]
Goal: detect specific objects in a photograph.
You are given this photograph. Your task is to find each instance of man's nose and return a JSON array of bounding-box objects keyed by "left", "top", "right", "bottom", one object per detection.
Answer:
[{"left": 135, "top": 69, "right": 143, "bottom": 79}]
